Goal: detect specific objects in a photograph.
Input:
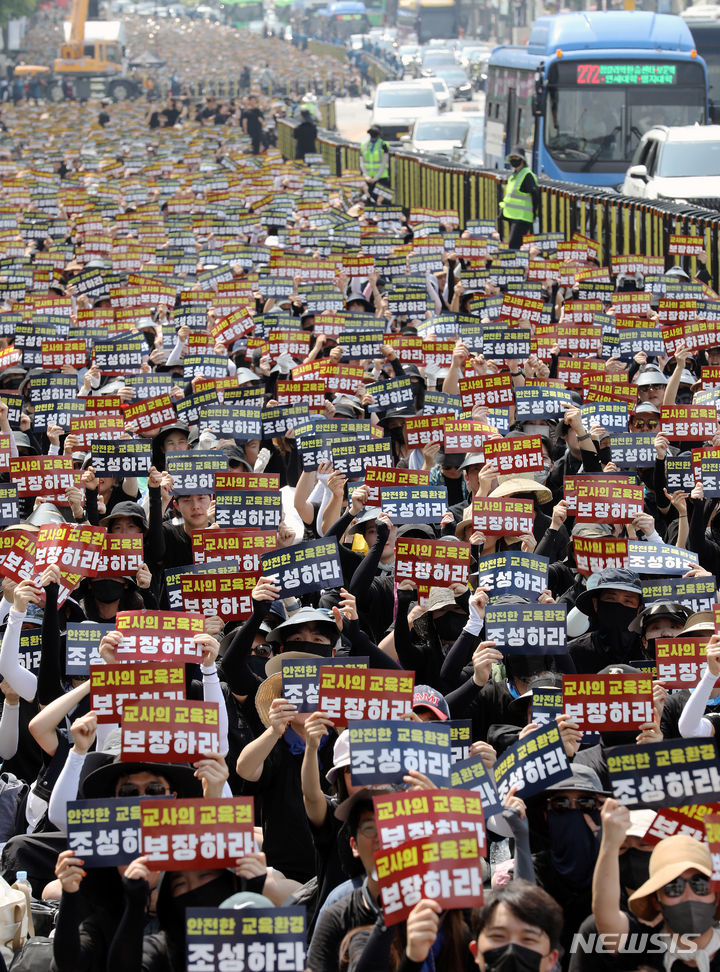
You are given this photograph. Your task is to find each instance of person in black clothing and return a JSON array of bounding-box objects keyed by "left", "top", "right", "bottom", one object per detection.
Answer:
[
  {"left": 236, "top": 607, "right": 337, "bottom": 883},
  {"left": 568, "top": 568, "right": 644, "bottom": 673},
  {"left": 242, "top": 95, "right": 265, "bottom": 155},
  {"left": 293, "top": 108, "right": 317, "bottom": 160}
]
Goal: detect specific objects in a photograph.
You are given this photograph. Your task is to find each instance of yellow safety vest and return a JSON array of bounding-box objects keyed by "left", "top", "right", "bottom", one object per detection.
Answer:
[
  {"left": 500, "top": 165, "right": 537, "bottom": 222},
  {"left": 362, "top": 138, "right": 386, "bottom": 178}
]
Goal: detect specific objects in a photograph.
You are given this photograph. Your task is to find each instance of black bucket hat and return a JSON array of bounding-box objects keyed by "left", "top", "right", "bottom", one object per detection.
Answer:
[{"left": 575, "top": 567, "right": 643, "bottom": 616}]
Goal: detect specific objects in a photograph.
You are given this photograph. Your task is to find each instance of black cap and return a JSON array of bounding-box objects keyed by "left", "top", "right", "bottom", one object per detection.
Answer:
[
  {"left": 99, "top": 501, "right": 148, "bottom": 533},
  {"left": 628, "top": 602, "right": 691, "bottom": 634}
]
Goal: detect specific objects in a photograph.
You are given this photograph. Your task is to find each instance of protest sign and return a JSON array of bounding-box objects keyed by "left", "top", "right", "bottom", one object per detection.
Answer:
[
  {"left": 191, "top": 529, "right": 277, "bottom": 568},
  {"left": 120, "top": 700, "right": 221, "bottom": 763},
  {"left": 642, "top": 577, "right": 716, "bottom": 613},
  {"left": 114, "top": 611, "right": 205, "bottom": 664},
  {"left": 655, "top": 638, "right": 716, "bottom": 690},
  {"left": 380, "top": 486, "right": 447, "bottom": 524},
  {"left": 607, "top": 740, "right": 720, "bottom": 809},
  {"left": 261, "top": 538, "right": 343, "bottom": 597},
  {"left": 494, "top": 722, "right": 572, "bottom": 801},
  {"left": 317, "top": 668, "right": 415, "bottom": 726},
  {"left": 562, "top": 674, "right": 654, "bottom": 731},
  {"left": 66, "top": 622, "right": 112, "bottom": 676},
  {"left": 91, "top": 440, "right": 152, "bottom": 477},
  {"left": 573, "top": 537, "right": 629, "bottom": 577},
  {"left": 474, "top": 551, "right": 549, "bottom": 600},
  {"left": 90, "top": 663, "right": 185, "bottom": 723},
  {"left": 281, "top": 656, "right": 369, "bottom": 712},
  {"left": 186, "top": 908, "right": 306, "bottom": 972},
  {"left": 349, "top": 722, "right": 453, "bottom": 786},
  {"left": 375, "top": 834, "right": 483, "bottom": 925},
  {"left": 373, "top": 789, "right": 486, "bottom": 852},
  {"left": 363, "top": 466, "right": 430, "bottom": 504},
  {"left": 180, "top": 572, "right": 257, "bottom": 620},
  {"left": 141, "top": 797, "right": 255, "bottom": 870},
  {"left": 484, "top": 604, "right": 567, "bottom": 653},
  {"left": 68, "top": 798, "right": 156, "bottom": 868},
  {"left": 472, "top": 497, "right": 534, "bottom": 536},
  {"left": 35, "top": 524, "right": 106, "bottom": 576},
  {"left": 395, "top": 538, "right": 470, "bottom": 593}
]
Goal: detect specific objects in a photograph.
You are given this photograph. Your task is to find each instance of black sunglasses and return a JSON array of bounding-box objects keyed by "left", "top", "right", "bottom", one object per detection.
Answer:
[
  {"left": 547, "top": 795, "right": 598, "bottom": 812},
  {"left": 117, "top": 782, "right": 169, "bottom": 797},
  {"left": 661, "top": 875, "right": 711, "bottom": 898}
]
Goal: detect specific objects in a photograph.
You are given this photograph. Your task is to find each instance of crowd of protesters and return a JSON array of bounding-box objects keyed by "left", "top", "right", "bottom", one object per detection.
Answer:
[{"left": 0, "top": 53, "right": 717, "bottom": 972}]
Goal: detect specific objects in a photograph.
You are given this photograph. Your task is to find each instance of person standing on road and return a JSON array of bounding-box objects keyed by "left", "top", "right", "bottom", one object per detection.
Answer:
[
  {"left": 499, "top": 145, "right": 540, "bottom": 249},
  {"left": 242, "top": 94, "right": 265, "bottom": 154},
  {"left": 360, "top": 125, "right": 390, "bottom": 203}
]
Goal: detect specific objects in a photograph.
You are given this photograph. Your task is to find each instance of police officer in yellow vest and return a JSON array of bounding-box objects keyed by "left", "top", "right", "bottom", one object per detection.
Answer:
[
  {"left": 499, "top": 145, "right": 540, "bottom": 250},
  {"left": 360, "top": 125, "right": 390, "bottom": 203}
]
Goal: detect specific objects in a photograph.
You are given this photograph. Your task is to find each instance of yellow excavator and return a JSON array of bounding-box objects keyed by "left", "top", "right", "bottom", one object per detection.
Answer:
[{"left": 14, "top": 0, "right": 139, "bottom": 102}]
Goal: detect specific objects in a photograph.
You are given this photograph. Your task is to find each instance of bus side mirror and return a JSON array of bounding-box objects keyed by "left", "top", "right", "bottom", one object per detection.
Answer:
[
  {"left": 533, "top": 64, "right": 545, "bottom": 117},
  {"left": 711, "top": 103, "right": 720, "bottom": 124}
]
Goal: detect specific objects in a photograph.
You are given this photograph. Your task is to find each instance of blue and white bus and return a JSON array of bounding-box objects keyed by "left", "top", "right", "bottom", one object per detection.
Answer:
[{"left": 484, "top": 12, "right": 709, "bottom": 187}]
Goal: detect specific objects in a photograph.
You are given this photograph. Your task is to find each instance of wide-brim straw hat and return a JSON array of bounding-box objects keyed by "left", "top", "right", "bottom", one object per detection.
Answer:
[
  {"left": 628, "top": 835, "right": 717, "bottom": 921},
  {"left": 489, "top": 474, "right": 552, "bottom": 506}
]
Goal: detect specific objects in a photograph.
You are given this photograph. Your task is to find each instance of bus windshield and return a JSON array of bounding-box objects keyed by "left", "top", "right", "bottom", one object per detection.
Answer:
[{"left": 545, "top": 60, "right": 706, "bottom": 172}]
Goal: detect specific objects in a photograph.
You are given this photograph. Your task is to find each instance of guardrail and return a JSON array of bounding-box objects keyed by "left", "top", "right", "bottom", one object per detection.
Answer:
[{"left": 276, "top": 120, "right": 720, "bottom": 290}]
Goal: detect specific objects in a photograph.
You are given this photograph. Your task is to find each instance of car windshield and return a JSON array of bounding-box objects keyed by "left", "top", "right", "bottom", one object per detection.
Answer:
[
  {"left": 376, "top": 88, "right": 436, "bottom": 107},
  {"left": 437, "top": 68, "right": 468, "bottom": 82},
  {"left": 423, "top": 51, "right": 455, "bottom": 66},
  {"left": 415, "top": 120, "right": 469, "bottom": 140},
  {"left": 432, "top": 80, "right": 446, "bottom": 90},
  {"left": 658, "top": 140, "right": 720, "bottom": 177}
]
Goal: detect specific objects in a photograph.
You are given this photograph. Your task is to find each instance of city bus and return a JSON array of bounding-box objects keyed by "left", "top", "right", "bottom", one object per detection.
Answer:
[
  {"left": 682, "top": 5, "right": 720, "bottom": 121},
  {"left": 224, "top": 0, "right": 265, "bottom": 28},
  {"left": 396, "top": 0, "right": 459, "bottom": 44},
  {"left": 484, "top": 11, "right": 709, "bottom": 187},
  {"left": 313, "top": 0, "right": 370, "bottom": 39}
]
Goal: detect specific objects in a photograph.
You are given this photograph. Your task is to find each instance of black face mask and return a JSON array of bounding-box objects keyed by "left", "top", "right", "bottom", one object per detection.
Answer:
[
  {"left": 483, "top": 942, "right": 544, "bottom": 972},
  {"left": 510, "top": 159, "right": 524, "bottom": 169},
  {"left": 247, "top": 655, "right": 269, "bottom": 678},
  {"left": 282, "top": 640, "right": 333, "bottom": 658},
  {"left": 434, "top": 612, "right": 466, "bottom": 644},
  {"left": 618, "top": 847, "right": 651, "bottom": 891},
  {"left": 661, "top": 899, "right": 716, "bottom": 936},
  {"left": 389, "top": 426, "right": 405, "bottom": 445},
  {"left": 676, "top": 389, "right": 693, "bottom": 405},
  {"left": 92, "top": 579, "right": 125, "bottom": 603},
  {"left": 547, "top": 808, "right": 601, "bottom": 889},
  {"left": 596, "top": 603, "right": 640, "bottom": 657}
]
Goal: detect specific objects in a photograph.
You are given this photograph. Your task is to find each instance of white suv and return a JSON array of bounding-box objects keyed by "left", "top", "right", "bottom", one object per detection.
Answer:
[
  {"left": 622, "top": 125, "right": 720, "bottom": 206},
  {"left": 367, "top": 80, "right": 439, "bottom": 142}
]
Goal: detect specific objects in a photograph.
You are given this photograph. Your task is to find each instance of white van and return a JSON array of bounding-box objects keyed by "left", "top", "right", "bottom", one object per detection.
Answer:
[{"left": 367, "top": 79, "right": 439, "bottom": 141}]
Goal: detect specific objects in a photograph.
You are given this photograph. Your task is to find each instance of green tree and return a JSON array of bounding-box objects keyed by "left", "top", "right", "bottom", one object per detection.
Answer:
[{"left": 0, "top": 0, "right": 38, "bottom": 28}]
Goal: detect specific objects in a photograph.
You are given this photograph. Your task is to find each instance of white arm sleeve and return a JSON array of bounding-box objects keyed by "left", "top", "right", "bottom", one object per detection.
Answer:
[
  {"left": 0, "top": 701, "right": 19, "bottom": 761},
  {"left": 678, "top": 666, "right": 717, "bottom": 738},
  {"left": 96, "top": 722, "right": 119, "bottom": 752},
  {"left": 164, "top": 338, "right": 187, "bottom": 367},
  {"left": 316, "top": 483, "right": 334, "bottom": 538},
  {"left": 0, "top": 608, "right": 38, "bottom": 702},
  {"left": 48, "top": 748, "right": 86, "bottom": 832},
  {"left": 202, "top": 667, "right": 229, "bottom": 757},
  {"left": 0, "top": 599, "right": 11, "bottom": 628}
]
